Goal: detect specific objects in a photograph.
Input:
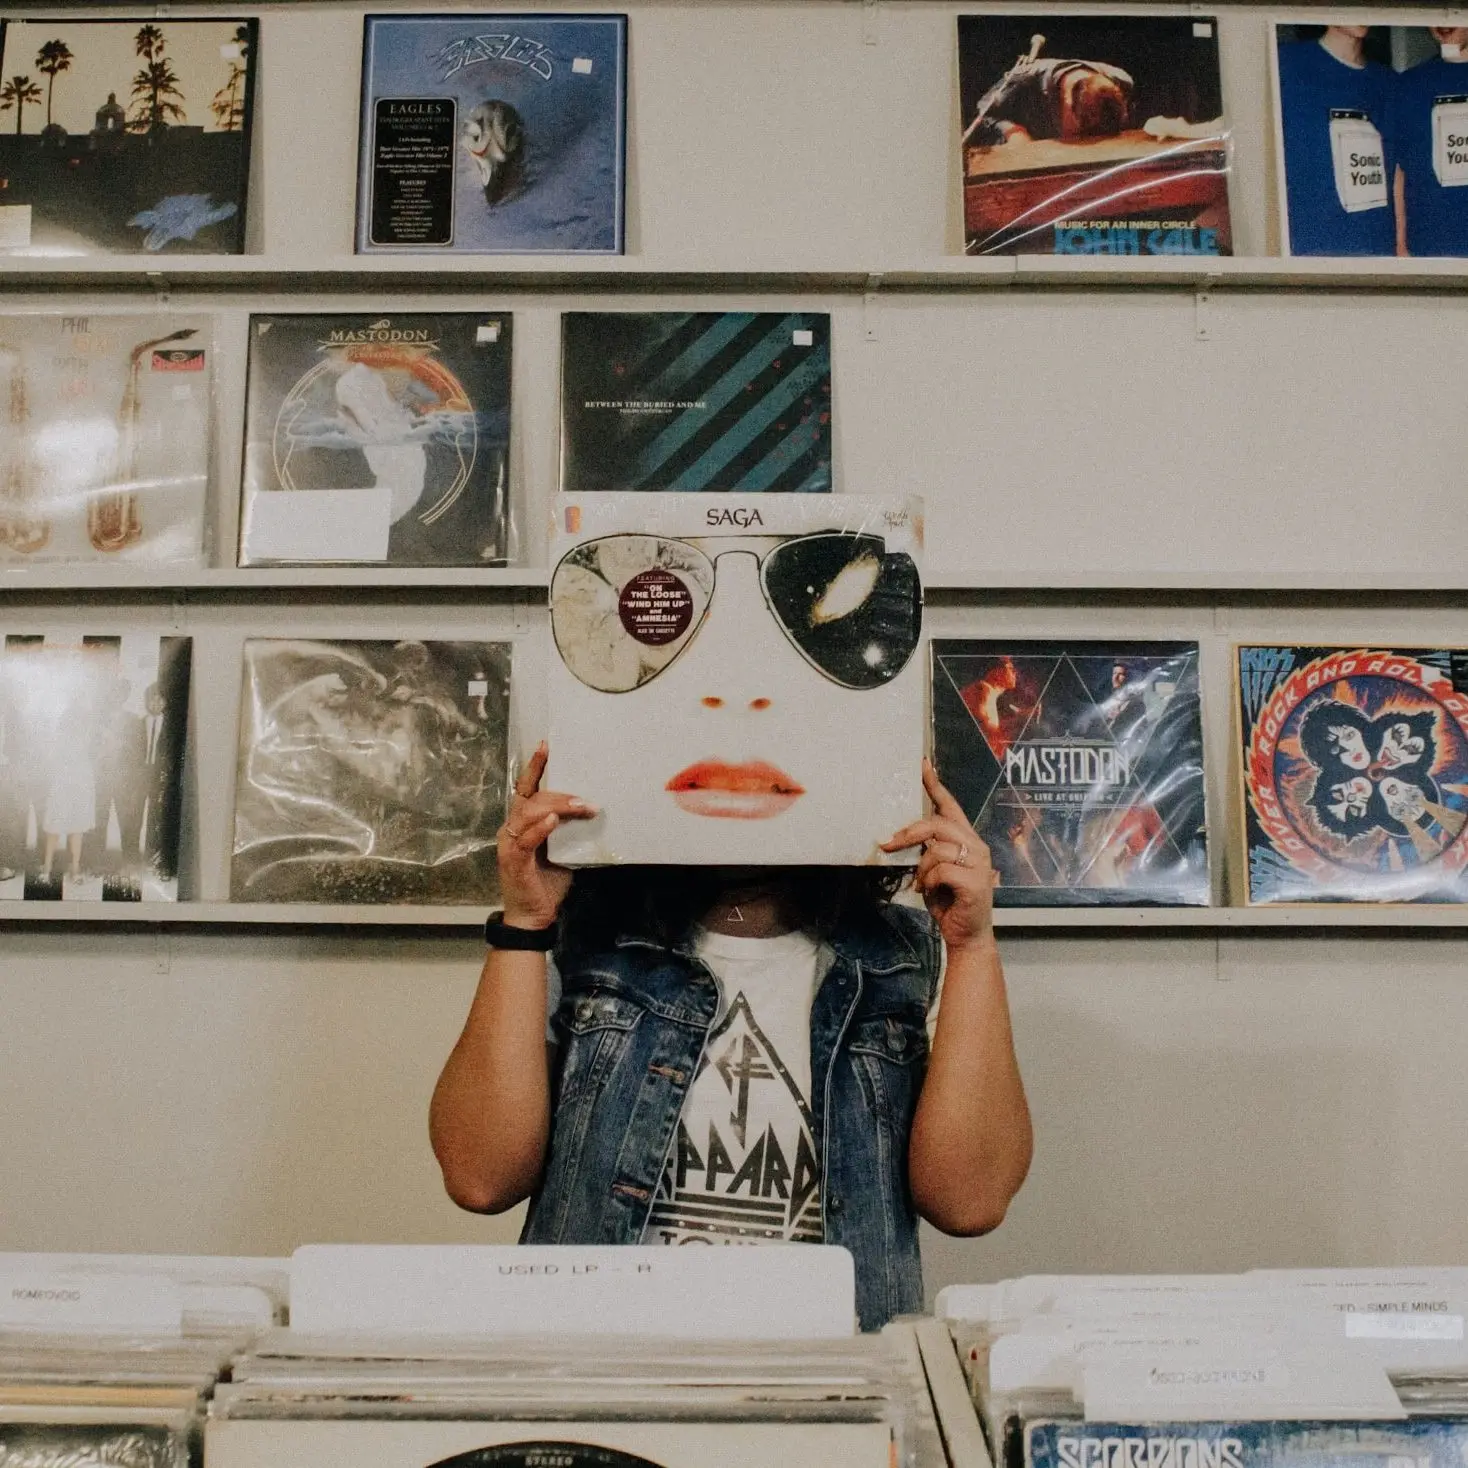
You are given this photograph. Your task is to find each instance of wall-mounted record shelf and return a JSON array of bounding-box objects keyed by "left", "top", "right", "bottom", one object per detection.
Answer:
[{"left": 0, "top": 566, "right": 548, "bottom": 592}]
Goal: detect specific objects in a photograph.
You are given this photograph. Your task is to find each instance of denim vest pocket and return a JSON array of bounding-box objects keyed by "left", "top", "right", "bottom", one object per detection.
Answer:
[
  {"left": 846, "top": 1013, "right": 928, "bottom": 1125},
  {"left": 553, "top": 991, "right": 643, "bottom": 1109}
]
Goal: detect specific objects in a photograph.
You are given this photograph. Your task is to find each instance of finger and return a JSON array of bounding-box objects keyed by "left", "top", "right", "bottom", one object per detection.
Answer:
[
  {"left": 922, "top": 757, "right": 968, "bottom": 823},
  {"left": 916, "top": 848, "right": 987, "bottom": 889},
  {"left": 513, "top": 742, "right": 549, "bottom": 800},
  {"left": 502, "top": 809, "right": 559, "bottom": 852},
  {"left": 880, "top": 816, "right": 975, "bottom": 852},
  {"left": 915, "top": 861, "right": 975, "bottom": 896},
  {"left": 514, "top": 791, "right": 597, "bottom": 821}
]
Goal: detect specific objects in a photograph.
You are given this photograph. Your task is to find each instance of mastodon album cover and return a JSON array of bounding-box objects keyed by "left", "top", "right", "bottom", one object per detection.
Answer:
[
  {"left": 356, "top": 14, "right": 627, "bottom": 254},
  {"left": 1237, "top": 645, "right": 1468, "bottom": 903},
  {"left": 239, "top": 313, "right": 512, "bottom": 566},
  {"left": 0, "top": 632, "right": 191, "bottom": 903},
  {"left": 231, "top": 639, "right": 511, "bottom": 904},
  {"left": 0, "top": 312, "right": 211, "bottom": 565},
  {"left": 957, "top": 15, "right": 1233, "bottom": 256},
  {"left": 931, "top": 641, "right": 1209, "bottom": 905},
  {"left": 0, "top": 17, "right": 256, "bottom": 255},
  {"left": 559, "top": 312, "right": 832, "bottom": 494}
]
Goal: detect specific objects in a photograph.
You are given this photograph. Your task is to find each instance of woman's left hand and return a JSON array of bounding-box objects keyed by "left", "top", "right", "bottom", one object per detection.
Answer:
[{"left": 881, "top": 758, "right": 998, "bottom": 952}]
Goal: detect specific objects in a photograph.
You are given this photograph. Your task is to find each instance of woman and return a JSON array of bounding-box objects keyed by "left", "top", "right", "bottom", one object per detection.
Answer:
[{"left": 431, "top": 745, "right": 1032, "bottom": 1331}]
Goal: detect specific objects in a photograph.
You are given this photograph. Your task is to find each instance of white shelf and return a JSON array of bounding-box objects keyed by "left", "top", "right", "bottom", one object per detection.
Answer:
[
  {"left": 0, "top": 902, "right": 490, "bottom": 927},
  {"left": 0, "top": 566, "right": 548, "bottom": 592}
]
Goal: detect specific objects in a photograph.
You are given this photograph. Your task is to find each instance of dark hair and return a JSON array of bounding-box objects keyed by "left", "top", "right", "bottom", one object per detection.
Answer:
[{"left": 558, "top": 866, "right": 907, "bottom": 956}]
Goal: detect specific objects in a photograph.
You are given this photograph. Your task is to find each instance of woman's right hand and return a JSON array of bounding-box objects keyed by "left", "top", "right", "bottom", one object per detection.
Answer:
[{"left": 497, "top": 742, "right": 596, "bottom": 931}]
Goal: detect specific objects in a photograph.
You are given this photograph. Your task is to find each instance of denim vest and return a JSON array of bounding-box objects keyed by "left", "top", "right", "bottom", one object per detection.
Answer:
[{"left": 521, "top": 902, "right": 941, "bottom": 1331}]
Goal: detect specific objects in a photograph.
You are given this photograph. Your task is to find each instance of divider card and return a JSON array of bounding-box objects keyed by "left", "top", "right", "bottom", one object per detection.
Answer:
[
  {"left": 356, "top": 14, "right": 627, "bottom": 254},
  {"left": 239, "top": 313, "right": 511, "bottom": 567},
  {"left": 931, "top": 641, "right": 1208, "bottom": 905},
  {"left": 559, "top": 312, "right": 833, "bottom": 493},
  {"left": 957, "top": 15, "right": 1232, "bottom": 256},
  {"left": 1236, "top": 646, "right": 1468, "bottom": 904}
]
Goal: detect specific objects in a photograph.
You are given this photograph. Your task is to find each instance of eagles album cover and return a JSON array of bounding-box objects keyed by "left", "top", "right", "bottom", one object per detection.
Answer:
[
  {"left": 231, "top": 639, "right": 512, "bottom": 904},
  {"left": 239, "top": 313, "right": 512, "bottom": 567},
  {"left": 0, "top": 632, "right": 191, "bottom": 903},
  {"left": 931, "top": 641, "right": 1209, "bottom": 906},
  {"left": 957, "top": 15, "right": 1233, "bottom": 256},
  {"left": 1237, "top": 645, "right": 1468, "bottom": 904},
  {"left": 559, "top": 312, "right": 833, "bottom": 494},
  {"left": 356, "top": 14, "right": 627, "bottom": 254},
  {"left": 0, "top": 17, "right": 256, "bottom": 255},
  {"left": 0, "top": 312, "right": 211, "bottom": 566}
]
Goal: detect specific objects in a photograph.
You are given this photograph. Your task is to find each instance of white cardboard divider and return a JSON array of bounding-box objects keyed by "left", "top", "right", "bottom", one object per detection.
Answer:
[
  {"left": 289, "top": 1245, "right": 856, "bottom": 1340},
  {"left": 0, "top": 1271, "right": 183, "bottom": 1333}
]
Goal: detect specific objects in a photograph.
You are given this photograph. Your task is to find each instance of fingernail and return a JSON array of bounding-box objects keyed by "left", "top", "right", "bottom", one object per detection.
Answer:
[{"left": 567, "top": 798, "right": 590, "bottom": 810}]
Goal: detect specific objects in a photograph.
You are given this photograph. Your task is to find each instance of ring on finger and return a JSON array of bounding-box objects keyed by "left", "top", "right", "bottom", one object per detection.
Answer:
[{"left": 956, "top": 843, "right": 970, "bottom": 867}]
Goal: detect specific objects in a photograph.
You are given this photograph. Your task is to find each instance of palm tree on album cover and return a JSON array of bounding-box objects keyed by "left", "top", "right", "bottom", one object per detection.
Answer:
[
  {"left": 0, "top": 75, "right": 42, "bottom": 135},
  {"left": 35, "top": 39, "right": 73, "bottom": 142},
  {"left": 129, "top": 26, "right": 186, "bottom": 134}
]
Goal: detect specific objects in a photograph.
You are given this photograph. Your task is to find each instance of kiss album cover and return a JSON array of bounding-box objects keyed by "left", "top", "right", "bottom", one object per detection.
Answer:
[
  {"left": 547, "top": 494, "right": 923, "bottom": 867},
  {"left": 231, "top": 638, "right": 511, "bottom": 904},
  {"left": 957, "top": 15, "right": 1232, "bottom": 256},
  {"left": 559, "top": 312, "right": 832, "bottom": 494},
  {"left": 0, "top": 18, "right": 256, "bottom": 255},
  {"left": 931, "top": 641, "right": 1209, "bottom": 906},
  {"left": 239, "top": 313, "right": 512, "bottom": 567},
  {"left": 0, "top": 632, "right": 191, "bottom": 903},
  {"left": 0, "top": 312, "right": 211, "bottom": 565},
  {"left": 357, "top": 14, "right": 627, "bottom": 254},
  {"left": 1237, "top": 645, "right": 1468, "bottom": 903}
]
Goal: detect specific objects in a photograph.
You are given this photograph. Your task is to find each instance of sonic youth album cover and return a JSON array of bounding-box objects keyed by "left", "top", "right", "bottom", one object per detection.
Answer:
[
  {"left": 232, "top": 639, "right": 511, "bottom": 904},
  {"left": 239, "top": 313, "right": 512, "bottom": 567},
  {"left": 0, "top": 18, "right": 256, "bottom": 255},
  {"left": 560, "top": 312, "right": 833, "bottom": 494},
  {"left": 357, "top": 14, "right": 627, "bottom": 254},
  {"left": 1237, "top": 645, "right": 1468, "bottom": 903},
  {"left": 958, "top": 14, "right": 1232, "bottom": 256},
  {"left": 0, "top": 312, "right": 211, "bottom": 566},
  {"left": 1274, "top": 22, "right": 1468, "bottom": 256},
  {"left": 0, "top": 633, "right": 191, "bottom": 902},
  {"left": 932, "top": 641, "right": 1209, "bottom": 905}
]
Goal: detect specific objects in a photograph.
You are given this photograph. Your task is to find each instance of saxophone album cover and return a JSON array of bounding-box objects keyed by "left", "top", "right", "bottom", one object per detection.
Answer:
[
  {"left": 0, "top": 17, "right": 256, "bottom": 255},
  {"left": 356, "top": 14, "right": 627, "bottom": 254},
  {"left": 0, "top": 312, "right": 211, "bottom": 565},
  {"left": 231, "top": 638, "right": 512, "bottom": 904},
  {"left": 0, "top": 632, "right": 191, "bottom": 903},
  {"left": 931, "top": 640, "right": 1209, "bottom": 905},
  {"left": 239, "top": 312, "right": 512, "bottom": 567},
  {"left": 957, "top": 14, "right": 1232, "bottom": 256}
]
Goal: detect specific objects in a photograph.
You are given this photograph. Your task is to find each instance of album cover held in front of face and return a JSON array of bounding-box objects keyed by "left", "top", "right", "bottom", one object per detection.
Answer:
[
  {"left": 0, "top": 312, "right": 211, "bottom": 565},
  {"left": 957, "top": 14, "right": 1232, "bottom": 256},
  {"left": 0, "top": 633, "right": 191, "bottom": 902},
  {"left": 1237, "top": 645, "right": 1468, "bottom": 903},
  {"left": 547, "top": 494, "right": 923, "bottom": 866},
  {"left": 0, "top": 17, "right": 256, "bottom": 255},
  {"left": 932, "top": 641, "right": 1208, "bottom": 905},
  {"left": 559, "top": 312, "right": 833, "bottom": 494},
  {"left": 357, "top": 14, "right": 627, "bottom": 254},
  {"left": 239, "top": 313, "right": 512, "bottom": 566},
  {"left": 232, "top": 639, "right": 511, "bottom": 903}
]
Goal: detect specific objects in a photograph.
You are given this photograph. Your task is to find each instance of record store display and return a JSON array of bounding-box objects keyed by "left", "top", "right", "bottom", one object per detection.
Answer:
[
  {"left": 931, "top": 641, "right": 1209, "bottom": 905},
  {"left": 957, "top": 14, "right": 1232, "bottom": 256},
  {"left": 0, "top": 17, "right": 256, "bottom": 255},
  {"left": 1237, "top": 645, "right": 1468, "bottom": 904},
  {"left": 0, "top": 312, "right": 211, "bottom": 565},
  {"left": 0, "top": 633, "right": 191, "bottom": 903},
  {"left": 231, "top": 638, "right": 512, "bottom": 904},
  {"left": 356, "top": 13, "right": 628, "bottom": 254},
  {"left": 559, "top": 312, "right": 833, "bottom": 494},
  {"left": 239, "top": 313, "right": 512, "bottom": 567}
]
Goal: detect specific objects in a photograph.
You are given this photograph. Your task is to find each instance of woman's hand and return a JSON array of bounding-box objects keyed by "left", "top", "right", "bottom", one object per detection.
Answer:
[
  {"left": 880, "top": 757, "right": 998, "bottom": 952},
  {"left": 498, "top": 742, "right": 596, "bottom": 930}
]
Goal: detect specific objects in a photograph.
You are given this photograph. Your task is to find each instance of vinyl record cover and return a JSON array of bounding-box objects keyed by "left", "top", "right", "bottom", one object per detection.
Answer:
[
  {"left": 239, "top": 313, "right": 512, "bottom": 567},
  {"left": 0, "top": 1421, "right": 192, "bottom": 1468},
  {"left": 957, "top": 15, "right": 1232, "bottom": 256},
  {"left": 0, "top": 18, "right": 255, "bottom": 256},
  {"left": 1273, "top": 23, "right": 1468, "bottom": 257},
  {"left": 1237, "top": 645, "right": 1468, "bottom": 904},
  {"left": 0, "top": 312, "right": 211, "bottom": 565},
  {"left": 931, "top": 641, "right": 1208, "bottom": 905},
  {"left": 0, "top": 633, "right": 191, "bottom": 903},
  {"left": 559, "top": 312, "right": 832, "bottom": 494},
  {"left": 547, "top": 494, "right": 923, "bottom": 867},
  {"left": 231, "top": 639, "right": 511, "bottom": 904},
  {"left": 357, "top": 14, "right": 627, "bottom": 255}
]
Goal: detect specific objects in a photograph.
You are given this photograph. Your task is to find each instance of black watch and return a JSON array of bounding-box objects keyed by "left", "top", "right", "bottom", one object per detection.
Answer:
[{"left": 485, "top": 913, "right": 557, "bottom": 950}]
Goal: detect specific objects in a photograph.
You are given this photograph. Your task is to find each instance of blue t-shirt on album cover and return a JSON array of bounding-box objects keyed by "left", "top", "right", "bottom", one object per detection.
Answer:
[
  {"left": 1394, "top": 55, "right": 1468, "bottom": 255},
  {"left": 1278, "top": 38, "right": 1398, "bottom": 255}
]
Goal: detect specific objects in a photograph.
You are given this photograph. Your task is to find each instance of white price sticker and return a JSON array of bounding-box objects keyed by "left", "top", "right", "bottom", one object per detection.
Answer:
[
  {"left": 476, "top": 321, "right": 502, "bottom": 343},
  {"left": 572, "top": 57, "right": 593, "bottom": 74},
  {"left": 792, "top": 329, "right": 814, "bottom": 346},
  {"left": 0, "top": 205, "right": 32, "bottom": 250},
  {"left": 1345, "top": 1313, "right": 1465, "bottom": 1341}
]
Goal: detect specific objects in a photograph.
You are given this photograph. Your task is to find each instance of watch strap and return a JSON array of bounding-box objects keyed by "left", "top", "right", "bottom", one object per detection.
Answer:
[{"left": 484, "top": 914, "right": 557, "bottom": 950}]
